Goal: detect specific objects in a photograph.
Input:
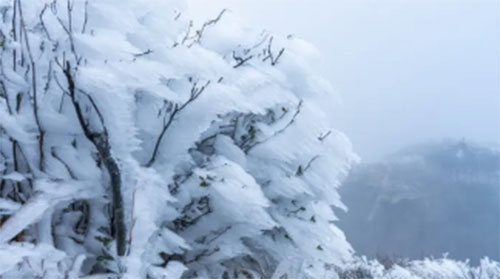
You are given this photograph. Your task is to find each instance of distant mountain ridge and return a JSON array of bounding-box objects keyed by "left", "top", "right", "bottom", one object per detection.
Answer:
[{"left": 338, "top": 140, "right": 500, "bottom": 263}]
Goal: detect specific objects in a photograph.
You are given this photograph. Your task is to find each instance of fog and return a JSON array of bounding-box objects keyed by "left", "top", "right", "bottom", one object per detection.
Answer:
[
  {"left": 337, "top": 140, "right": 500, "bottom": 263},
  {"left": 188, "top": 0, "right": 500, "bottom": 162}
]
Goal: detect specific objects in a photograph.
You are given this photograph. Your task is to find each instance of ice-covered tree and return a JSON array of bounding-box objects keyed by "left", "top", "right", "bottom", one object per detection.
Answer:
[{"left": 0, "top": 0, "right": 357, "bottom": 277}]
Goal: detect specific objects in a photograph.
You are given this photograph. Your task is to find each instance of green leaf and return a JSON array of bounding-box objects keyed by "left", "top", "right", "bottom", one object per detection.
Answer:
[
  {"left": 96, "top": 255, "right": 114, "bottom": 262},
  {"left": 95, "top": 236, "right": 112, "bottom": 247},
  {"left": 248, "top": 126, "right": 256, "bottom": 139},
  {"left": 296, "top": 165, "right": 303, "bottom": 176},
  {"left": 199, "top": 176, "right": 209, "bottom": 187}
]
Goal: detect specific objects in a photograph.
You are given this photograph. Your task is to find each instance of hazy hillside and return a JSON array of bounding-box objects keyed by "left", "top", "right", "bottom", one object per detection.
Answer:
[{"left": 338, "top": 140, "right": 500, "bottom": 263}]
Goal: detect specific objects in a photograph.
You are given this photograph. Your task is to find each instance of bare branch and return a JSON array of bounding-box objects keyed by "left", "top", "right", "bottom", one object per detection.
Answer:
[
  {"left": 50, "top": 147, "right": 76, "bottom": 179},
  {"left": 195, "top": 225, "right": 231, "bottom": 245},
  {"left": 185, "top": 247, "right": 220, "bottom": 264},
  {"left": 12, "top": 0, "right": 17, "bottom": 71},
  {"left": 174, "top": 11, "right": 182, "bottom": 21},
  {"left": 182, "top": 9, "right": 226, "bottom": 47},
  {"left": 81, "top": 1, "right": 88, "bottom": 33},
  {"left": 55, "top": 1, "right": 80, "bottom": 64},
  {"left": 67, "top": 0, "right": 74, "bottom": 33},
  {"left": 245, "top": 100, "right": 303, "bottom": 153},
  {"left": 146, "top": 80, "right": 211, "bottom": 167},
  {"left": 232, "top": 51, "right": 253, "bottom": 68},
  {"left": 133, "top": 49, "right": 153, "bottom": 58},
  {"left": 262, "top": 36, "right": 285, "bottom": 66},
  {"left": 77, "top": 89, "right": 106, "bottom": 132},
  {"left": 318, "top": 130, "right": 332, "bottom": 142},
  {"left": 39, "top": 4, "right": 54, "bottom": 42},
  {"left": 0, "top": 81, "right": 13, "bottom": 114},
  {"left": 53, "top": 72, "right": 69, "bottom": 113},
  {"left": 42, "top": 61, "right": 53, "bottom": 95},
  {"left": 180, "top": 21, "right": 193, "bottom": 46},
  {"left": 302, "top": 155, "right": 319, "bottom": 174}
]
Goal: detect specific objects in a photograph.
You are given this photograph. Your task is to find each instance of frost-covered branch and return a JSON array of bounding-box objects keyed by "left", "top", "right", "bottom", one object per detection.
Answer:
[
  {"left": 19, "top": 0, "right": 45, "bottom": 172},
  {"left": 63, "top": 62, "right": 127, "bottom": 256}
]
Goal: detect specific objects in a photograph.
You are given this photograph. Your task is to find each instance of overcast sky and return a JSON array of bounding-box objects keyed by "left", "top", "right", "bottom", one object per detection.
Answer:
[{"left": 188, "top": 0, "right": 499, "bottom": 162}]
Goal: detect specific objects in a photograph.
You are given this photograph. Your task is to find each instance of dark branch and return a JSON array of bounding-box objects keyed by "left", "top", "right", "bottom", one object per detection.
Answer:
[
  {"left": 63, "top": 62, "right": 127, "bottom": 256},
  {"left": 39, "top": 4, "right": 54, "bottom": 42},
  {"left": 19, "top": 3, "right": 45, "bottom": 172},
  {"left": 245, "top": 100, "right": 302, "bottom": 153},
  {"left": 232, "top": 51, "right": 253, "bottom": 68},
  {"left": 183, "top": 9, "right": 226, "bottom": 47},
  {"left": 146, "top": 80, "right": 210, "bottom": 167},
  {"left": 318, "top": 130, "right": 332, "bottom": 142},
  {"left": 51, "top": 147, "right": 77, "bottom": 179},
  {"left": 133, "top": 49, "right": 153, "bottom": 58},
  {"left": 262, "top": 36, "right": 285, "bottom": 66},
  {"left": 81, "top": 1, "right": 89, "bottom": 34},
  {"left": 302, "top": 155, "right": 319, "bottom": 174}
]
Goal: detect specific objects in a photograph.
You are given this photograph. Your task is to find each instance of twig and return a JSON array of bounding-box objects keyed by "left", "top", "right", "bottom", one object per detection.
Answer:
[
  {"left": 133, "top": 49, "right": 153, "bottom": 58},
  {"left": 184, "top": 247, "right": 220, "bottom": 264},
  {"left": 50, "top": 147, "right": 77, "bottom": 179},
  {"left": 12, "top": 0, "right": 17, "bottom": 72},
  {"left": 318, "top": 130, "right": 332, "bottom": 141},
  {"left": 262, "top": 36, "right": 285, "bottom": 66},
  {"left": 39, "top": 4, "right": 54, "bottom": 42},
  {"left": 55, "top": 0, "right": 79, "bottom": 64},
  {"left": 146, "top": 80, "right": 211, "bottom": 167},
  {"left": 184, "top": 9, "right": 226, "bottom": 47},
  {"left": 77, "top": 89, "right": 106, "bottom": 130},
  {"left": 232, "top": 51, "right": 253, "bottom": 68},
  {"left": 245, "top": 100, "right": 302, "bottom": 153},
  {"left": 195, "top": 225, "right": 232, "bottom": 244},
  {"left": 302, "top": 155, "right": 319, "bottom": 173},
  {"left": 19, "top": 1, "right": 45, "bottom": 171},
  {"left": 81, "top": 1, "right": 88, "bottom": 33},
  {"left": 173, "top": 196, "right": 211, "bottom": 232}
]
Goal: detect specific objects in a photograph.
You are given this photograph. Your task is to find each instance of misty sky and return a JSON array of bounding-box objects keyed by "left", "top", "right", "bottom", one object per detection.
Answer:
[{"left": 188, "top": 0, "right": 499, "bottom": 162}]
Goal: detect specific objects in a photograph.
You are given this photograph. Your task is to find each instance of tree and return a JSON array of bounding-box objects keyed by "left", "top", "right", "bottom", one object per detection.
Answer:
[{"left": 0, "top": 0, "right": 357, "bottom": 278}]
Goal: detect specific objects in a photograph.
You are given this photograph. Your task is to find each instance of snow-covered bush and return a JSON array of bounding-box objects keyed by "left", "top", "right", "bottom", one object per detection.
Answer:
[
  {"left": 0, "top": 0, "right": 357, "bottom": 277},
  {"left": 335, "top": 256, "right": 500, "bottom": 279}
]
